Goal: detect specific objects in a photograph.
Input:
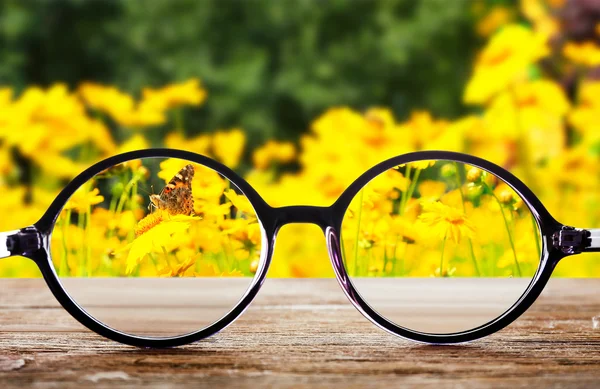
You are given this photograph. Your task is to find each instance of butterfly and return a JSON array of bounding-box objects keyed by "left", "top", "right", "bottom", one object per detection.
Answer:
[{"left": 149, "top": 164, "right": 195, "bottom": 216}]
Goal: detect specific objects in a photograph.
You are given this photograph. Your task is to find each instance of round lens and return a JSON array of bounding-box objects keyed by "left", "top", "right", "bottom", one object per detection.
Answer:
[
  {"left": 341, "top": 160, "right": 542, "bottom": 334},
  {"left": 50, "top": 157, "right": 263, "bottom": 337}
]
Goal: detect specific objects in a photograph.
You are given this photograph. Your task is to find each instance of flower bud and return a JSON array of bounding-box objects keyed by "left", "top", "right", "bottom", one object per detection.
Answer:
[
  {"left": 466, "top": 167, "right": 482, "bottom": 183},
  {"left": 440, "top": 163, "right": 457, "bottom": 178},
  {"left": 499, "top": 190, "right": 513, "bottom": 204},
  {"left": 466, "top": 182, "right": 483, "bottom": 200}
]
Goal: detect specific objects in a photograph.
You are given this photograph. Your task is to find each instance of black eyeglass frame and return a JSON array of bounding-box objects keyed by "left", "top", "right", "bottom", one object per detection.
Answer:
[{"left": 0, "top": 149, "right": 595, "bottom": 347}]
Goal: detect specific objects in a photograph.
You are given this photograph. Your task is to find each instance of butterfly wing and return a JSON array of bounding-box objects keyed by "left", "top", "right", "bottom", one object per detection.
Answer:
[{"left": 150, "top": 164, "right": 195, "bottom": 215}]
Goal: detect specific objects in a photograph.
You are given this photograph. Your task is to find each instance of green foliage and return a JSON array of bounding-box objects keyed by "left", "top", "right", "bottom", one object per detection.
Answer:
[{"left": 0, "top": 0, "right": 479, "bottom": 147}]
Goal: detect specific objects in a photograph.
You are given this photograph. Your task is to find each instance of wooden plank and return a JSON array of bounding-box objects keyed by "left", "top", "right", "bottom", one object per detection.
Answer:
[{"left": 0, "top": 278, "right": 599, "bottom": 388}]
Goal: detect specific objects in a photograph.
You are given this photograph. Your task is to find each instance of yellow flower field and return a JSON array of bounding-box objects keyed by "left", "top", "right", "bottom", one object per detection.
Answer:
[{"left": 0, "top": 0, "right": 599, "bottom": 278}]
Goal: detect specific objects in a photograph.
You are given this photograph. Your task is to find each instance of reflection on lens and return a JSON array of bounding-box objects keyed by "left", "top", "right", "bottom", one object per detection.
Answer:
[
  {"left": 341, "top": 160, "right": 542, "bottom": 334},
  {"left": 50, "top": 158, "right": 263, "bottom": 337}
]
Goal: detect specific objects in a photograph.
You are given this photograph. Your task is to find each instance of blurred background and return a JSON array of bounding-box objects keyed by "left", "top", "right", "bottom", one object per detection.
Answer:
[{"left": 1, "top": 0, "right": 600, "bottom": 277}]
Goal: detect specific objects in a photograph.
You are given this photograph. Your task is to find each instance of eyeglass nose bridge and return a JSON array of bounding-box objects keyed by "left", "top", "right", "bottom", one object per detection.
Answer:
[{"left": 271, "top": 205, "right": 335, "bottom": 231}]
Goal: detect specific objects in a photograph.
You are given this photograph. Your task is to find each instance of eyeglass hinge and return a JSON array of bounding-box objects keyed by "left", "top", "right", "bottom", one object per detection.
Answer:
[
  {"left": 552, "top": 226, "right": 590, "bottom": 255},
  {"left": 6, "top": 227, "right": 42, "bottom": 255}
]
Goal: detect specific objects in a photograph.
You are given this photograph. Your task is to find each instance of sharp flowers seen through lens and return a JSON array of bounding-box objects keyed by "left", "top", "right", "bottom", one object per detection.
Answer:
[
  {"left": 50, "top": 157, "right": 262, "bottom": 337},
  {"left": 341, "top": 160, "right": 542, "bottom": 334}
]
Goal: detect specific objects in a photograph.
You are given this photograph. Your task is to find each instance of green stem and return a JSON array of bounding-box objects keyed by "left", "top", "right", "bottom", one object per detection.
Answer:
[
  {"left": 60, "top": 209, "right": 71, "bottom": 276},
  {"left": 227, "top": 236, "right": 236, "bottom": 271},
  {"left": 405, "top": 168, "right": 421, "bottom": 208},
  {"left": 85, "top": 204, "right": 92, "bottom": 276},
  {"left": 485, "top": 184, "right": 522, "bottom": 277},
  {"left": 382, "top": 235, "right": 389, "bottom": 276},
  {"left": 453, "top": 162, "right": 480, "bottom": 276},
  {"left": 115, "top": 171, "right": 143, "bottom": 218},
  {"left": 439, "top": 233, "right": 447, "bottom": 277},
  {"left": 161, "top": 246, "right": 174, "bottom": 271},
  {"left": 389, "top": 235, "right": 400, "bottom": 276},
  {"left": 174, "top": 108, "right": 185, "bottom": 136},
  {"left": 399, "top": 165, "right": 411, "bottom": 215},
  {"left": 353, "top": 190, "right": 364, "bottom": 276},
  {"left": 77, "top": 209, "right": 85, "bottom": 276}
]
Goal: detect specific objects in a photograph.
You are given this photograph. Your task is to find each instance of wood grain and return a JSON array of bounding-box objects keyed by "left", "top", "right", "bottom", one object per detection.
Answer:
[{"left": 0, "top": 278, "right": 599, "bottom": 388}]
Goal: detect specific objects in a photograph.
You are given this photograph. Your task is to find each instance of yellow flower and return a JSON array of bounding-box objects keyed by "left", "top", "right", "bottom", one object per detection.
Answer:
[
  {"left": 158, "top": 256, "right": 197, "bottom": 277},
  {"left": 252, "top": 140, "right": 296, "bottom": 170},
  {"left": 1, "top": 84, "right": 115, "bottom": 157},
  {"left": 142, "top": 78, "right": 207, "bottom": 111},
  {"left": 521, "top": 0, "right": 560, "bottom": 39},
  {"left": 464, "top": 25, "right": 549, "bottom": 104},
  {"left": 0, "top": 88, "right": 12, "bottom": 107},
  {"left": 480, "top": 80, "right": 568, "bottom": 162},
  {"left": 476, "top": 6, "right": 513, "bottom": 37},
  {"left": 223, "top": 189, "right": 257, "bottom": 216},
  {"left": 126, "top": 210, "right": 200, "bottom": 274},
  {"left": 79, "top": 82, "right": 165, "bottom": 128},
  {"left": 563, "top": 41, "right": 600, "bottom": 67},
  {"left": 117, "top": 134, "right": 150, "bottom": 153},
  {"left": 194, "top": 264, "right": 244, "bottom": 278},
  {"left": 115, "top": 103, "right": 166, "bottom": 128},
  {"left": 418, "top": 180, "right": 447, "bottom": 200},
  {"left": 64, "top": 186, "right": 104, "bottom": 212},
  {"left": 164, "top": 132, "right": 211, "bottom": 155},
  {"left": 79, "top": 83, "right": 135, "bottom": 119},
  {"left": 212, "top": 128, "right": 246, "bottom": 168},
  {"left": 418, "top": 201, "right": 475, "bottom": 243},
  {"left": 570, "top": 81, "right": 600, "bottom": 144},
  {"left": 402, "top": 160, "right": 436, "bottom": 170}
]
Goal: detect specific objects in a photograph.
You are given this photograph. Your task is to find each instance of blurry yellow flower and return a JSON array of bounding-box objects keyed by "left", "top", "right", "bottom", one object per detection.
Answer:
[
  {"left": 464, "top": 25, "right": 549, "bottom": 104},
  {"left": 476, "top": 6, "right": 513, "bottom": 37},
  {"left": 142, "top": 78, "right": 207, "bottom": 111},
  {"left": 64, "top": 186, "right": 104, "bottom": 212},
  {"left": 212, "top": 128, "right": 246, "bottom": 168},
  {"left": 521, "top": 0, "right": 560, "bottom": 38},
  {"left": 2, "top": 84, "right": 112, "bottom": 155},
  {"left": 165, "top": 132, "right": 211, "bottom": 155},
  {"left": 563, "top": 41, "right": 600, "bottom": 67},
  {"left": 480, "top": 80, "right": 568, "bottom": 163},
  {"left": 126, "top": 210, "right": 200, "bottom": 274},
  {"left": 418, "top": 201, "right": 475, "bottom": 243},
  {"left": 252, "top": 140, "right": 296, "bottom": 170},
  {"left": 79, "top": 83, "right": 135, "bottom": 119},
  {"left": 570, "top": 81, "right": 600, "bottom": 144},
  {"left": 117, "top": 105, "right": 166, "bottom": 128},
  {"left": 79, "top": 82, "right": 165, "bottom": 127},
  {"left": 117, "top": 134, "right": 150, "bottom": 153},
  {"left": 402, "top": 111, "right": 449, "bottom": 150},
  {"left": 404, "top": 160, "right": 436, "bottom": 170},
  {"left": 513, "top": 80, "right": 570, "bottom": 116},
  {"left": 418, "top": 180, "right": 447, "bottom": 200},
  {"left": 0, "top": 145, "right": 14, "bottom": 179},
  {"left": 0, "top": 88, "right": 12, "bottom": 106}
]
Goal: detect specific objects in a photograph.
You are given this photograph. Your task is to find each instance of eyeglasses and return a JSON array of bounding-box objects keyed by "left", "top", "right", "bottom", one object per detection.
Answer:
[{"left": 2, "top": 149, "right": 594, "bottom": 347}]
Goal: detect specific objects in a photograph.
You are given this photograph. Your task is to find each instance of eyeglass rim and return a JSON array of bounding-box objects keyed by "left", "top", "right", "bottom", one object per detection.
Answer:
[{"left": 22, "top": 149, "right": 566, "bottom": 347}]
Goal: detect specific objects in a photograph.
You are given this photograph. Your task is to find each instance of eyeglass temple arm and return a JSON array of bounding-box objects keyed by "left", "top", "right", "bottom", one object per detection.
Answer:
[
  {"left": 584, "top": 229, "right": 600, "bottom": 252},
  {"left": 554, "top": 227, "right": 600, "bottom": 254},
  {"left": 0, "top": 227, "right": 42, "bottom": 259}
]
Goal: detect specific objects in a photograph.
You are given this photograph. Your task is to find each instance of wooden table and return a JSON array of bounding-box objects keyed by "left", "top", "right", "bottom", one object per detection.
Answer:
[{"left": 1, "top": 278, "right": 599, "bottom": 388}]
